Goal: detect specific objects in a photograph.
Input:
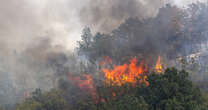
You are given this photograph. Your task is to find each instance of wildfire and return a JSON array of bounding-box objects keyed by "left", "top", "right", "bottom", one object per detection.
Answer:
[
  {"left": 155, "top": 56, "right": 163, "bottom": 73},
  {"left": 67, "top": 56, "right": 164, "bottom": 103},
  {"left": 102, "top": 57, "right": 149, "bottom": 86},
  {"left": 67, "top": 73, "right": 98, "bottom": 101}
]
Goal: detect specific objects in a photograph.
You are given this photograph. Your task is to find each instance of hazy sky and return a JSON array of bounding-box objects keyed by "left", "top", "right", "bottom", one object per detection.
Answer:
[
  {"left": 0, "top": 0, "right": 85, "bottom": 51},
  {"left": 172, "top": 0, "right": 205, "bottom": 7},
  {"left": 0, "top": 0, "right": 205, "bottom": 51}
]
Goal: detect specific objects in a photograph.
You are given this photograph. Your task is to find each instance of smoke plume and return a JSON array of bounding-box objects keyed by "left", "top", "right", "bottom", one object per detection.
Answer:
[
  {"left": 0, "top": 0, "right": 206, "bottom": 107},
  {"left": 79, "top": 0, "right": 167, "bottom": 33}
]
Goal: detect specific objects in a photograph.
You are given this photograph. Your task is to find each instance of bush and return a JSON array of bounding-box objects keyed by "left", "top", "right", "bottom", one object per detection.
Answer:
[{"left": 16, "top": 89, "right": 69, "bottom": 110}]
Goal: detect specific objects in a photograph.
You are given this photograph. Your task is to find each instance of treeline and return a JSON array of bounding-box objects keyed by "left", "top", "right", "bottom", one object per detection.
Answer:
[
  {"left": 77, "top": 2, "right": 208, "bottom": 83},
  {"left": 78, "top": 3, "right": 208, "bottom": 63},
  {"left": 3, "top": 2, "right": 208, "bottom": 110},
  {"left": 15, "top": 68, "right": 208, "bottom": 110}
]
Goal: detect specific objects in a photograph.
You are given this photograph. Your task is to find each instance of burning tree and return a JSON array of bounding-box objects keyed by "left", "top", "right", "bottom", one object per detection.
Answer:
[
  {"left": 15, "top": 68, "right": 207, "bottom": 110},
  {"left": 13, "top": 2, "right": 208, "bottom": 110}
]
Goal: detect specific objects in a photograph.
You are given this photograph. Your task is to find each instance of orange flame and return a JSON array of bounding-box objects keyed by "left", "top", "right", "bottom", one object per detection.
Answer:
[
  {"left": 67, "top": 56, "right": 164, "bottom": 103},
  {"left": 155, "top": 56, "right": 163, "bottom": 73},
  {"left": 67, "top": 73, "right": 98, "bottom": 102},
  {"left": 102, "top": 57, "right": 149, "bottom": 86}
]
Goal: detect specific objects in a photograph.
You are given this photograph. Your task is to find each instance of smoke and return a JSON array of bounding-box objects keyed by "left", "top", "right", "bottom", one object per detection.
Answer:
[
  {"left": 0, "top": 0, "right": 168, "bottom": 103},
  {"left": 79, "top": 0, "right": 208, "bottom": 33},
  {"left": 79, "top": 0, "right": 167, "bottom": 33},
  {"left": 0, "top": 0, "right": 84, "bottom": 105},
  {"left": 172, "top": 0, "right": 206, "bottom": 7},
  {"left": 0, "top": 0, "right": 84, "bottom": 51},
  {"left": 0, "top": 0, "right": 206, "bottom": 107}
]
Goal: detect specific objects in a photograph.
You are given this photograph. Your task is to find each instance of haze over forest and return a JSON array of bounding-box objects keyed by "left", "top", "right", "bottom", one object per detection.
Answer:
[{"left": 1, "top": 0, "right": 208, "bottom": 109}]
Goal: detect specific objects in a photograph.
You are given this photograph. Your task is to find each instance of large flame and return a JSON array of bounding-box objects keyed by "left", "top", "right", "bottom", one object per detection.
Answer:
[
  {"left": 155, "top": 56, "right": 163, "bottom": 73},
  {"left": 67, "top": 56, "right": 164, "bottom": 103},
  {"left": 102, "top": 57, "right": 149, "bottom": 86}
]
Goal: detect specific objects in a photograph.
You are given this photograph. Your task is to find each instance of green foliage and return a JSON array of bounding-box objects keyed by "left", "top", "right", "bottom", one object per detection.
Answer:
[
  {"left": 71, "top": 68, "right": 207, "bottom": 110},
  {"left": 75, "top": 101, "right": 97, "bottom": 110},
  {"left": 14, "top": 2, "right": 208, "bottom": 110},
  {"left": 15, "top": 89, "right": 69, "bottom": 110},
  {"left": 16, "top": 99, "right": 43, "bottom": 110},
  {"left": 113, "top": 95, "right": 148, "bottom": 110},
  {"left": 97, "top": 96, "right": 148, "bottom": 110},
  {"left": 136, "top": 68, "right": 206, "bottom": 110},
  {"left": 15, "top": 68, "right": 208, "bottom": 110}
]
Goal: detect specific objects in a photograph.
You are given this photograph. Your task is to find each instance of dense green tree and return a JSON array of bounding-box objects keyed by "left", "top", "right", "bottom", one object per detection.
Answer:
[
  {"left": 15, "top": 68, "right": 208, "bottom": 110},
  {"left": 16, "top": 99, "right": 43, "bottom": 110},
  {"left": 15, "top": 89, "right": 69, "bottom": 110},
  {"left": 112, "top": 95, "right": 148, "bottom": 110},
  {"left": 14, "top": 2, "right": 208, "bottom": 110},
  {"left": 136, "top": 68, "right": 207, "bottom": 110}
]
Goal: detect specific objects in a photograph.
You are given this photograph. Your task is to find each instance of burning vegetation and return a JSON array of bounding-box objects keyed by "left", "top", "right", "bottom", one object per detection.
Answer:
[
  {"left": 66, "top": 56, "right": 163, "bottom": 103},
  {"left": 155, "top": 56, "right": 163, "bottom": 73},
  {"left": 4, "top": 1, "right": 208, "bottom": 110},
  {"left": 67, "top": 73, "right": 98, "bottom": 102},
  {"left": 101, "top": 56, "right": 159, "bottom": 87},
  {"left": 102, "top": 57, "right": 149, "bottom": 87}
]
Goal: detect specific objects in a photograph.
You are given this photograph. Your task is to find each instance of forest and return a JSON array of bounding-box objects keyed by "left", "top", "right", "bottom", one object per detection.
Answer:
[{"left": 2, "top": 2, "right": 208, "bottom": 110}]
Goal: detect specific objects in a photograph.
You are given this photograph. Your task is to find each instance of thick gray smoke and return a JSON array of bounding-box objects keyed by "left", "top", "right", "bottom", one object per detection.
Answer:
[
  {"left": 79, "top": 0, "right": 206, "bottom": 33},
  {"left": 0, "top": 0, "right": 206, "bottom": 107},
  {"left": 79, "top": 0, "right": 167, "bottom": 33},
  {"left": 0, "top": 38, "right": 71, "bottom": 105},
  {"left": 0, "top": 0, "right": 83, "bottom": 106},
  {"left": 0, "top": 0, "right": 166, "bottom": 103}
]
